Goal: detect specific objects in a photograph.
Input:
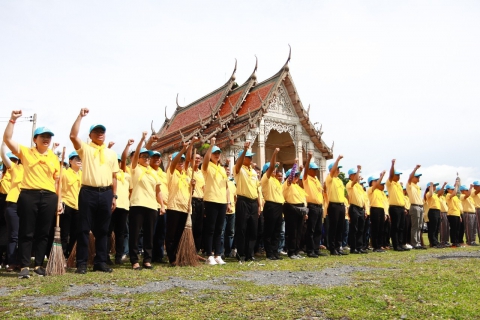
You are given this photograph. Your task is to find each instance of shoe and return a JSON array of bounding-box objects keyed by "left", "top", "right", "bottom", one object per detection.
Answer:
[
  {"left": 414, "top": 246, "right": 427, "bottom": 250},
  {"left": 6, "top": 265, "right": 15, "bottom": 272},
  {"left": 206, "top": 256, "right": 218, "bottom": 265},
  {"left": 279, "top": 251, "right": 287, "bottom": 256},
  {"left": 359, "top": 249, "right": 368, "bottom": 254},
  {"left": 433, "top": 245, "right": 445, "bottom": 249},
  {"left": 373, "top": 249, "right": 385, "bottom": 253},
  {"left": 307, "top": 253, "right": 319, "bottom": 258},
  {"left": 114, "top": 259, "right": 124, "bottom": 265},
  {"left": 214, "top": 256, "right": 226, "bottom": 265},
  {"left": 274, "top": 255, "right": 283, "bottom": 260},
  {"left": 470, "top": 242, "right": 479, "bottom": 246},
  {"left": 315, "top": 251, "right": 328, "bottom": 256},
  {"left": 330, "top": 251, "right": 340, "bottom": 256},
  {"left": 350, "top": 249, "right": 360, "bottom": 254},
  {"left": 238, "top": 256, "right": 245, "bottom": 264},
  {"left": 142, "top": 263, "right": 154, "bottom": 269},
  {"left": 296, "top": 254, "right": 305, "bottom": 259},
  {"left": 343, "top": 246, "right": 350, "bottom": 251},
  {"left": 18, "top": 267, "right": 30, "bottom": 279},
  {"left": 319, "top": 245, "right": 327, "bottom": 250},
  {"left": 34, "top": 267, "right": 46, "bottom": 276},
  {"left": 75, "top": 265, "right": 87, "bottom": 274},
  {"left": 289, "top": 255, "right": 300, "bottom": 259},
  {"left": 132, "top": 264, "right": 142, "bottom": 270},
  {"left": 444, "top": 242, "right": 452, "bottom": 247},
  {"left": 338, "top": 250, "right": 349, "bottom": 255},
  {"left": 93, "top": 264, "right": 113, "bottom": 273},
  {"left": 106, "top": 259, "right": 114, "bottom": 266},
  {"left": 394, "top": 247, "right": 405, "bottom": 252},
  {"left": 401, "top": 245, "right": 411, "bottom": 251},
  {"left": 405, "top": 244, "right": 413, "bottom": 249},
  {"left": 267, "top": 256, "right": 278, "bottom": 260}
]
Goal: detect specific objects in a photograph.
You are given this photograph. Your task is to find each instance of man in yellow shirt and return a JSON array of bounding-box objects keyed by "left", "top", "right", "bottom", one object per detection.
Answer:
[
  {"left": 472, "top": 181, "right": 480, "bottom": 241},
  {"left": 70, "top": 108, "right": 119, "bottom": 274},
  {"left": 460, "top": 185, "right": 478, "bottom": 246},
  {"left": 222, "top": 165, "right": 236, "bottom": 258},
  {"left": 446, "top": 183, "right": 462, "bottom": 246},
  {"left": 325, "top": 155, "right": 347, "bottom": 255},
  {"left": 386, "top": 159, "right": 408, "bottom": 251},
  {"left": 406, "top": 164, "right": 425, "bottom": 250},
  {"left": 346, "top": 165, "right": 368, "bottom": 254},
  {"left": 368, "top": 171, "right": 387, "bottom": 253}
]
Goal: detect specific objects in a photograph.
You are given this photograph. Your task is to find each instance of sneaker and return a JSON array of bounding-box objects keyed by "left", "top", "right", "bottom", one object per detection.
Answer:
[
  {"left": 470, "top": 242, "right": 479, "bottom": 246},
  {"left": 93, "top": 263, "right": 113, "bottom": 273},
  {"left": 273, "top": 254, "right": 283, "bottom": 260},
  {"left": 338, "top": 250, "right": 349, "bottom": 255},
  {"left": 75, "top": 265, "right": 87, "bottom": 274},
  {"left": 214, "top": 256, "right": 226, "bottom": 265},
  {"left": 405, "top": 244, "right": 413, "bottom": 249},
  {"left": 238, "top": 256, "right": 245, "bottom": 264},
  {"left": 279, "top": 250, "right": 287, "bottom": 256},
  {"left": 289, "top": 255, "right": 300, "bottom": 259},
  {"left": 307, "top": 253, "right": 319, "bottom": 258},
  {"left": 315, "top": 251, "right": 329, "bottom": 256},
  {"left": 34, "top": 267, "right": 46, "bottom": 276},
  {"left": 206, "top": 256, "right": 218, "bottom": 265},
  {"left": 18, "top": 267, "right": 30, "bottom": 279},
  {"left": 359, "top": 249, "right": 369, "bottom": 254},
  {"left": 266, "top": 256, "right": 278, "bottom": 260},
  {"left": 373, "top": 248, "right": 385, "bottom": 253},
  {"left": 401, "top": 245, "right": 411, "bottom": 251}
]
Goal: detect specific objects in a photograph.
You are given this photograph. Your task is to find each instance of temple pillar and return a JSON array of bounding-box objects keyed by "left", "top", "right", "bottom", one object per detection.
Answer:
[
  {"left": 258, "top": 119, "right": 266, "bottom": 169},
  {"left": 296, "top": 124, "right": 303, "bottom": 166}
]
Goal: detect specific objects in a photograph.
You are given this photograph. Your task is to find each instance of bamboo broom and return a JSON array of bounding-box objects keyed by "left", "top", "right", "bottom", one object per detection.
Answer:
[
  {"left": 46, "top": 147, "right": 67, "bottom": 276},
  {"left": 175, "top": 148, "right": 200, "bottom": 267}
]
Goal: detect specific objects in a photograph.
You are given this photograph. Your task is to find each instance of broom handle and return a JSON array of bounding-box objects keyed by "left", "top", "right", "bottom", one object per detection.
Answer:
[
  {"left": 55, "top": 147, "right": 66, "bottom": 227},
  {"left": 187, "top": 148, "right": 196, "bottom": 215}
]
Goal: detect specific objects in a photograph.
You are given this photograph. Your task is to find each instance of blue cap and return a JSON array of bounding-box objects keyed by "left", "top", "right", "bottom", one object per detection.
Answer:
[
  {"left": 33, "top": 127, "right": 54, "bottom": 137},
  {"left": 139, "top": 148, "right": 154, "bottom": 156},
  {"left": 285, "top": 169, "right": 292, "bottom": 177},
  {"left": 459, "top": 185, "right": 469, "bottom": 191},
  {"left": 151, "top": 151, "right": 161, "bottom": 157},
  {"left": 435, "top": 186, "right": 442, "bottom": 192},
  {"left": 68, "top": 151, "right": 79, "bottom": 159},
  {"left": 328, "top": 163, "right": 342, "bottom": 171},
  {"left": 361, "top": 181, "right": 367, "bottom": 185},
  {"left": 172, "top": 151, "right": 186, "bottom": 160},
  {"left": 473, "top": 181, "right": 480, "bottom": 186},
  {"left": 212, "top": 146, "right": 222, "bottom": 153},
  {"left": 367, "top": 176, "right": 378, "bottom": 184},
  {"left": 403, "top": 186, "right": 407, "bottom": 190},
  {"left": 262, "top": 162, "right": 270, "bottom": 174},
  {"left": 380, "top": 181, "right": 386, "bottom": 185},
  {"left": 89, "top": 124, "right": 106, "bottom": 133},
  {"left": 384, "top": 190, "right": 389, "bottom": 195},
  {"left": 117, "top": 154, "right": 122, "bottom": 161},
  {"left": 300, "top": 172, "right": 304, "bottom": 180},
  {"left": 414, "top": 173, "right": 422, "bottom": 177},
  {"left": 394, "top": 170, "right": 402, "bottom": 175},
  {"left": 445, "top": 184, "right": 455, "bottom": 190},
  {"left": 6, "top": 152, "right": 19, "bottom": 160},
  {"left": 0, "top": 164, "right": 3, "bottom": 170},
  {"left": 426, "top": 182, "right": 439, "bottom": 188},
  {"left": 347, "top": 168, "right": 358, "bottom": 175},
  {"left": 309, "top": 162, "right": 319, "bottom": 170},
  {"left": 238, "top": 150, "right": 255, "bottom": 157}
]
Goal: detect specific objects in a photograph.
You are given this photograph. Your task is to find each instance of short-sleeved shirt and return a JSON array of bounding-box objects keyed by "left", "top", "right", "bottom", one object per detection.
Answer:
[
  {"left": 130, "top": 165, "right": 161, "bottom": 210},
  {"left": 202, "top": 163, "right": 228, "bottom": 204},
  {"left": 471, "top": 190, "right": 480, "bottom": 208},
  {"left": 325, "top": 174, "right": 346, "bottom": 204},
  {"left": 227, "top": 180, "right": 236, "bottom": 214},
  {"left": 187, "top": 168, "right": 205, "bottom": 199},
  {"left": 425, "top": 192, "right": 441, "bottom": 210},
  {"left": 439, "top": 195, "right": 448, "bottom": 212},
  {"left": 446, "top": 193, "right": 461, "bottom": 216},
  {"left": 18, "top": 145, "right": 60, "bottom": 193},
  {"left": 6, "top": 163, "right": 24, "bottom": 203},
  {"left": 61, "top": 167, "right": 82, "bottom": 210},
  {"left": 76, "top": 142, "right": 119, "bottom": 187},
  {"left": 346, "top": 181, "right": 365, "bottom": 207},
  {"left": 283, "top": 182, "right": 307, "bottom": 204},
  {"left": 386, "top": 180, "right": 406, "bottom": 206},
  {"left": 261, "top": 174, "right": 284, "bottom": 204},
  {"left": 364, "top": 191, "right": 370, "bottom": 215},
  {"left": 460, "top": 194, "right": 476, "bottom": 213},
  {"left": 304, "top": 175, "right": 324, "bottom": 205},
  {"left": 154, "top": 167, "right": 168, "bottom": 209},
  {"left": 404, "top": 195, "right": 411, "bottom": 210},
  {"left": 115, "top": 169, "right": 131, "bottom": 210},
  {"left": 0, "top": 168, "right": 12, "bottom": 194},
  {"left": 167, "top": 169, "right": 191, "bottom": 213},
  {"left": 368, "top": 187, "right": 384, "bottom": 208},
  {"left": 407, "top": 182, "right": 423, "bottom": 205},
  {"left": 234, "top": 165, "right": 259, "bottom": 199}
]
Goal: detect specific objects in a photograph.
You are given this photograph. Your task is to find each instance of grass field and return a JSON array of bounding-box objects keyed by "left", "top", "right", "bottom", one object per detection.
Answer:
[{"left": 1, "top": 243, "right": 480, "bottom": 319}]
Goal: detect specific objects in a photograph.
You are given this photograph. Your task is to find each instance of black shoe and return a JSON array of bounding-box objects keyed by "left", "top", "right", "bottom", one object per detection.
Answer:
[
  {"left": 245, "top": 257, "right": 256, "bottom": 262},
  {"left": 34, "top": 267, "right": 46, "bottom": 276},
  {"left": 307, "top": 253, "right": 319, "bottom": 258},
  {"left": 350, "top": 249, "right": 360, "bottom": 254},
  {"left": 106, "top": 259, "right": 114, "bottom": 266},
  {"left": 359, "top": 249, "right": 369, "bottom": 254},
  {"left": 274, "top": 255, "right": 283, "bottom": 260},
  {"left": 75, "top": 265, "right": 87, "bottom": 274},
  {"left": 237, "top": 256, "right": 246, "bottom": 263},
  {"left": 93, "top": 263, "right": 113, "bottom": 273},
  {"left": 330, "top": 251, "right": 340, "bottom": 256},
  {"left": 18, "top": 267, "right": 30, "bottom": 279},
  {"left": 338, "top": 250, "right": 349, "bottom": 255},
  {"left": 373, "top": 248, "right": 385, "bottom": 253},
  {"left": 266, "top": 256, "right": 278, "bottom": 260},
  {"left": 114, "top": 259, "right": 124, "bottom": 265},
  {"left": 315, "top": 251, "right": 328, "bottom": 256},
  {"left": 394, "top": 247, "right": 405, "bottom": 252}
]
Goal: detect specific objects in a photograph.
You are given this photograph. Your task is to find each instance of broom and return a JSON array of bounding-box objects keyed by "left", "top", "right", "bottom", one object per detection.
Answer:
[
  {"left": 175, "top": 148, "right": 200, "bottom": 267},
  {"left": 110, "top": 231, "right": 116, "bottom": 255},
  {"left": 66, "top": 232, "right": 96, "bottom": 267},
  {"left": 66, "top": 242, "right": 77, "bottom": 268},
  {"left": 46, "top": 147, "right": 67, "bottom": 276}
]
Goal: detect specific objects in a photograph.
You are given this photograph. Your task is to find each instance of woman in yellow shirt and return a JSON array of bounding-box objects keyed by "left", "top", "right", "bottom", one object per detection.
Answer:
[
  {"left": 368, "top": 171, "right": 387, "bottom": 253},
  {"left": 202, "top": 137, "right": 230, "bottom": 265},
  {"left": 4, "top": 110, "right": 61, "bottom": 279},
  {"left": 424, "top": 182, "right": 442, "bottom": 248},
  {"left": 445, "top": 183, "right": 462, "bottom": 247}
]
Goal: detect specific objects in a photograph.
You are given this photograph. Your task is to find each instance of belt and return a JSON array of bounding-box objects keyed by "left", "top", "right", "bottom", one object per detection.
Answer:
[
  {"left": 307, "top": 203, "right": 323, "bottom": 208},
  {"left": 390, "top": 205, "right": 404, "bottom": 209},
  {"left": 411, "top": 204, "right": 423, "bottom": 207},
  {"left": 329, "top": 202, "right": 345, "bottom": 206},
  {"left": 81, "top": 185, "right": 112, "bottom": 192},
  {"left": 21, "top": 189, "right": 55, "bottom": 194},
  {"left": 350, "top": 204, "right": 364, "bottom": 210},
  {"left": 465, "top": 212, "right": 475, "bottom": 214},
  {"left": 192, "top": 197, "right": 203, "bottom": 201},
  {"left": 237, "top": 195, "right": 257, "bottom": 203},
  {"left": 265, "top": 200, "right": 283, "bottom": 205}
]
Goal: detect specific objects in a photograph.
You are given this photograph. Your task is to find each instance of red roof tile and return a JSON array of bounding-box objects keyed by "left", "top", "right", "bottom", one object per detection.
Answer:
[
  {"left": 219, "top": 90, "right": 242, "bottom": 117},
  {"left": 237, "top": 82, "right": 274, "bottom": 116}
]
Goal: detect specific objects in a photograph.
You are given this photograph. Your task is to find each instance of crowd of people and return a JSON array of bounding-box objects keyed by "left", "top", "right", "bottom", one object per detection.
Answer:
[{"left": 1, "top": 108, "right": 480, "bottom": 280}]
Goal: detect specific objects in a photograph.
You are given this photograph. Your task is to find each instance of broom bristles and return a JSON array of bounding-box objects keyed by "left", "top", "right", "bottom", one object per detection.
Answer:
[
  {"left": 88, "top": 232, "right": 96, "bottom": 266},
  {"left": 66, "top": 242, "right": 77, "bottom": 268},
  {"left": 110, "top": 231, "right": 116, "bottom": 255},
  {"left": 176, "top": 226, "right": 200, "bottom": 267},
  {"left": 46, "top": 227, "right": 66, "bottom": 276}
]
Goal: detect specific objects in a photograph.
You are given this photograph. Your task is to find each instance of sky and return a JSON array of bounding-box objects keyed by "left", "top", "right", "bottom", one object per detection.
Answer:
[{"left": 1, "top": 0, "right": 479, "bottom": 189}]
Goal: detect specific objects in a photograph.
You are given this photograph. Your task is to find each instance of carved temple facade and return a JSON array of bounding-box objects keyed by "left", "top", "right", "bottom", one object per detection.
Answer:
[{"left": 151, "top": 50, "right": 334, "bottom": 181}]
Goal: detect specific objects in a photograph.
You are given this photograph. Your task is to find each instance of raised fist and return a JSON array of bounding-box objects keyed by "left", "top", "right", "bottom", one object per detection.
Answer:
[
  {"left": 244, "top": 141, "right": 250, "bottom": 149},
  {"left": 142, "top": 131, "right": 148, "bottom": 139},
  {"left": 275, "top": 148, "right": 280, "bottom": 153},
  {"left": 357, "top": 165, "right": 362, "bottom": 170},
  {"left": 151, "top": 135, "right": 158, "bottom": 142},
  {"left": 108, "top": 142, "right": 115, "bottom": 148},
  {"left": 127, "top": 139, "right": 134, "bottom": 146},
  {"left": 338, "top": 155, "right": 344, "bottom": 160},
  {"left": 11, "top": 110, "right": 22, "bottom": 119},
  {"left": 308, "top": 151, "right": 313, "bottom": 157},
  {"left": 211, "top": 137, "right": 216, "bottom": 145},
  {"left": 80, "top": 108, "right": 89, "bottom": 117},
  {"left": 416, "top": 164, "right": 421, "bottom": 169},
  {"left": 53, "top": 142, "right": 60, "bottom": 148},
  {"left": 392, "top": 159, "right": 396, "bottom": 164}
]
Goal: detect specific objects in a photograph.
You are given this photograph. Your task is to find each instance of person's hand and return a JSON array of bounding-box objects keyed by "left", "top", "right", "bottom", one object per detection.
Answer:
[
  {"left": 416, "top": 164, "right": 421, "bottom": 169},
  {"left": 190, "top": 178, "right": 196, "bottom": 187},
  {"left": 108, "top": 141, "right": 115, "bottom": 148},
  {"left": 227, "top": 203, "right": 232, "bottom": 213},
  {"left": 307, "top": 150, "right": 313, "bottom": 157},
  {"left": 150, "top": 135, "right": 159, "bottom": 142},
  {"left": 160, "top": 207, "right": 166, "bottom": 215},
  {"left": 274, "top": 148, "right": 280, "bottom": 154},
  {"left": 182, "top": 141, "right": 190, "bottom": 150},
  {"left": 57, "top": 203, "right": 64, "bottom": 214},
  {"left": 392, "top": 159, "right": 396, "bottom": 164},
  {"left": 211, "top": 137, "right": 216, "bottom": 145},
  {"left": 127, "top": 139, "right": 134, "bottom": 146},
  {"left": 337, "top": 155, "right": 344, "bottom": 160},
  {"left": 53, "top": 142, "right": 60, "bottom": 149},
  {"left": 244, "top": 141, "right": 250, "bottom": 149},
  {"left": 168, "top": 154, "right": 172, "bottom": 161},
  {"left": 80, "top": 108, "right": 89, "bottom": 117},
  {"left": 258, "top": 207, "right": 261, "bottom": 216},
  {"left": 11, "top": 110, "right": 22, "bottom": 120},
  {"left": 141, "top": 131, "right": 148, "bottom": 140},
  {"left": 111, "top": 198, "right": 117, "bottom": 211},
  {"left": 357, "top": 165, "right": 362, "bottom": 171}
]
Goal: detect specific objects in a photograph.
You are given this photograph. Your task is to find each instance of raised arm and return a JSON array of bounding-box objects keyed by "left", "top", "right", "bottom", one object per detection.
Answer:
[
  {"left": 1, "top": 142, "right": 12, "bottom": 169},
  {"left": 388, "top": 159, "right": 396, "bottom": 182},
  {"left": 329, "top": 154, "right": 343, "bottom": 177},
  {"left": 465, "top": 184, "right": 473, "bottom": 199},
  {"left": 169, "top": 141, "right": 189, "bottom": 174},
  {"left": 437, "top": 182, "right": 447, "bottom": 197},
  {"left": 351, "top": 165, "right": 362, "bottom": 186},
  {"left": 267, "top": 148, "right": 280, "bottom": 179},
  {"left": 52, "top": 142, "right": 60, "bottom": 152},
  {"left": 145, "top": 134, "right": 158, "bottom": 150},
  {"left": 121, "top": 139, "right": 134, "bottom": 172},
  {"left": 132, "top": 132, "right": 147, "bottom": 170},
  {"left": 108, "top": 141, "right": 115, "bottom": 149},
  {"left": 70, "top": 108, "right": 89, "bottom": 150},
  {"left": 235, "top": 141, "right": 250, "bottom": 175},
  {"left": 302, "top": 151, "right": 312, "bottom": 183},
  {"left": 372, "top": 170, "right": 386, "bottom": 192},
  {"left": 3, "top": 110, "right": 22, "bottom": 155},
  {"left": 427, "top": 181, "right": 434, "bottom": 198},
  {"left": 408, "top": 164, "right": 421, "bottom": 184},
  {"left": 184, "top": 137, "right": 198, "bottom": 170},
  {"left": 202, "top": 137, "right": 215, "bottom": 171}
]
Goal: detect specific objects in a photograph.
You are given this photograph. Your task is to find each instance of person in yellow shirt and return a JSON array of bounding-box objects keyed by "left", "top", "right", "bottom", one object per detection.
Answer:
[
  {"left": 261, "top": 148, "right": 284, "bottom": 260},
  {"left": 1, "top": 142, "right": 23, "bottom": 271},
  {"left": 424, "top": 182, "right": 442, "bottom": 248},
  {"left": 201, "top": 137, "right": 230, "bottom": 265},
  {"left": 368, "top": 171, "right": 387, "bottom": 253},
  {"left": 460, "top": 185, "right": 478, "bottom": 246},
  {"left": 234, "top": 141, "right": 261, "bottom": 263},
  {"left": 406, "top": 164, "right": 426, "bottom": 250},
  {"left": 4, "top": 110, "right": 61, "bottom": 279},
  {"left": 59, "top": 151, "right": 82, "bottom": 260},
  {"left": 472, "top": 181, "right": 480, "bottom": 241},
  {"left": 70, "top": 108, "right": 119, "bottom": 274},
  {"left": 446, "top": 182, "right": 462, "bottom": 246},
  {"left": 437, "top": 184, "right": 450, "bottom": 247},
  {"left": 386, "top": 159, "right": 408, "bottom": 251},
  {"left": 221, "top": 165, "right": 236, "bottom": 258},
  {"left": 346, "top": 165, "right": 368, "bottom": 254},
  {"left": 325, "top": 155, "right": 347, "bottom": 256}
]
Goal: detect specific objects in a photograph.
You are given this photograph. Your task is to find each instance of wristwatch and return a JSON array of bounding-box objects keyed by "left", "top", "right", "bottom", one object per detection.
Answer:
[{"left": 113, "top": 194, "right": 118, "bottom": 199}]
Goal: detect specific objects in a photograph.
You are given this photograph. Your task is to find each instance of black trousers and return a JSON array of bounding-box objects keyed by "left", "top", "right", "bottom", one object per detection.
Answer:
[
  {"left": 255, "top": 211, "right": 265, "bottom": 253},
  {"left": 165, "top": 209, "right": 187, "bottom": 264},
  {"left": 203, "top": 201, "right": 227, "bottom": 256},
  {"left": 191, "top": 198, "right": 204, "bottom": 252},
  {"left": 263, "top": 201, "right": 283, "bottom": 257},
  {"left": 427, "top": 209, "right": 440, "bottom": 246},
  {"left": 108, "top": 207, "right": 129, "bottom": 260},
  {"left": 76, "top": 187, "right": 112, "bottom": 267},
  {"left": 327, "top": 202, "right": 345, "bottom": 252},
  {"left": 152, "top": 212, "right": 166, "bottom": 262},
  {"left": 348, "top": 205, "right": 365, "bottom": 251},
  {"left": 17, "top": 189, "right": 57, "bottom": 268},
  {"left": 404, "top": 210, "right": 411, "bottom": 245},
  {"left": 283, "top": 203, "right": 304, "bottom": 256},
  {"left": 60, "top": 204, "right": 80, "bottom": 258},
  {"left": 129, "top": 206, "right": 157, "bottom": 264},
  {"left": 447, "top": 215, "right": 461, "bottom": 244},
  {"left": 459, "top": 214, "right": 465, "bottom": 243},
  {"left": 389, "top": 205, "right": 405, "bottom": 249},
  {"left": 370, "top": 207, "right": 385, "bottom": 250},
  {"left": 305, "top": 203, "right": 323, "bottom": 254},
  {"left": 0, "top": 193, "right": 7, "bottom": 265},
  {"left": 5, "top": 202, "right": 19, "bottom": 265},
  {"left": 235, "top": 196, "right": 258, "bottom": 259}
]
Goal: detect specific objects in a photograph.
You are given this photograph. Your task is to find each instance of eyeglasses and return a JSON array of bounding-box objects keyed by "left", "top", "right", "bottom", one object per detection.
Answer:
[
  {"left": 139, "top": 155, "right": 150, "bottom": 159},
  {"left": 71, "top": 157, "right": 81, "bottom": 161}
]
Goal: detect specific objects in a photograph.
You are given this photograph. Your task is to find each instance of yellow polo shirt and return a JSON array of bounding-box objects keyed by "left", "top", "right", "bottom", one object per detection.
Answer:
[
  {"left": 227, "top": 180, "right": 236, "bottom": 214},
  {"left": 167, "top": 169, "right": 190, "bottom": 213},
  {"left": 130, "top": 165, "right": 161, "bottom": 210},
  {"left": 346, "top": 181, "right": 365, "bottom": 207},
  {"left": 61, "top": 167, "right": 82, "bottom": 210},
  {"left": 446, "top": 194, "right": 461, "bottom": 216},
  {"left": 325, "top": 174, "right": 346, "bottom": 204},
  {"left": 154, "top": 167, "right": 168, "bottom": 208},
  {"left": 364, "top": 192, "right": 370, "bottom": 215},
  {"left": 187, "top": 168, "right": 205, "bottom": 199},
  {"left": 404, "top": 195, "right": 411, "bottom": 210},
  {"left": 115, "top": 169, "right": 131, "bottom": 210},
  {"left": 202, "top": 163, "right": 228, "bottom": 204},
  {"left": 18, "top": 145, "right": 59, "bottom": 193},
  {"left": 386, "top": 180, "right": 405, "bottom": 206},
  {"left": 368, "top": 187, "right": 384, "bottom": 208},
  {"left": 460, "top": 194, "right": 476, "bottom": 213},
  {"left": 261, "top": 175, "right": 284, "bottom": 204},
  {"left": 472, "top": 190, "right": 480, "bottom": 208},
  {"left": 407, "top": 182, "right": 423, "bottom": 205},
  {"left": 304, "top": 175, "right": 324, "bottom": 205},
  {"left": 6, "top": 163, "right": 24, "bottom": 203},
  {"left": 0, "top": 169, "right": 12, "bottom": 194},
  {"left": 283, "top": 182, "right": 307, "bottom": 205},
  {"left": 76, "top": 142, "right": 119, "bottom": 187},
  {"left": 234, "top": 165, "right": 259, "bottom": 199},
  {"left": 425, "top": 192, "right": 441, "bottom": 210},
  {"left": 439, "top": 195, "right": 448, "bottom": 212}
]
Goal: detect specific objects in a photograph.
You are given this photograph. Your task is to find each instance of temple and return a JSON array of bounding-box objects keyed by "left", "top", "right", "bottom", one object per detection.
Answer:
[{"left": 150, "top": 47, "right": 334, "bottom": 181}]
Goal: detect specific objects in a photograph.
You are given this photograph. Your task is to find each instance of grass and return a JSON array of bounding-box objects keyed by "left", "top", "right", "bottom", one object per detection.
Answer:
[{"left": 1, "top": 241, "right": 480, "bottom": 319}]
